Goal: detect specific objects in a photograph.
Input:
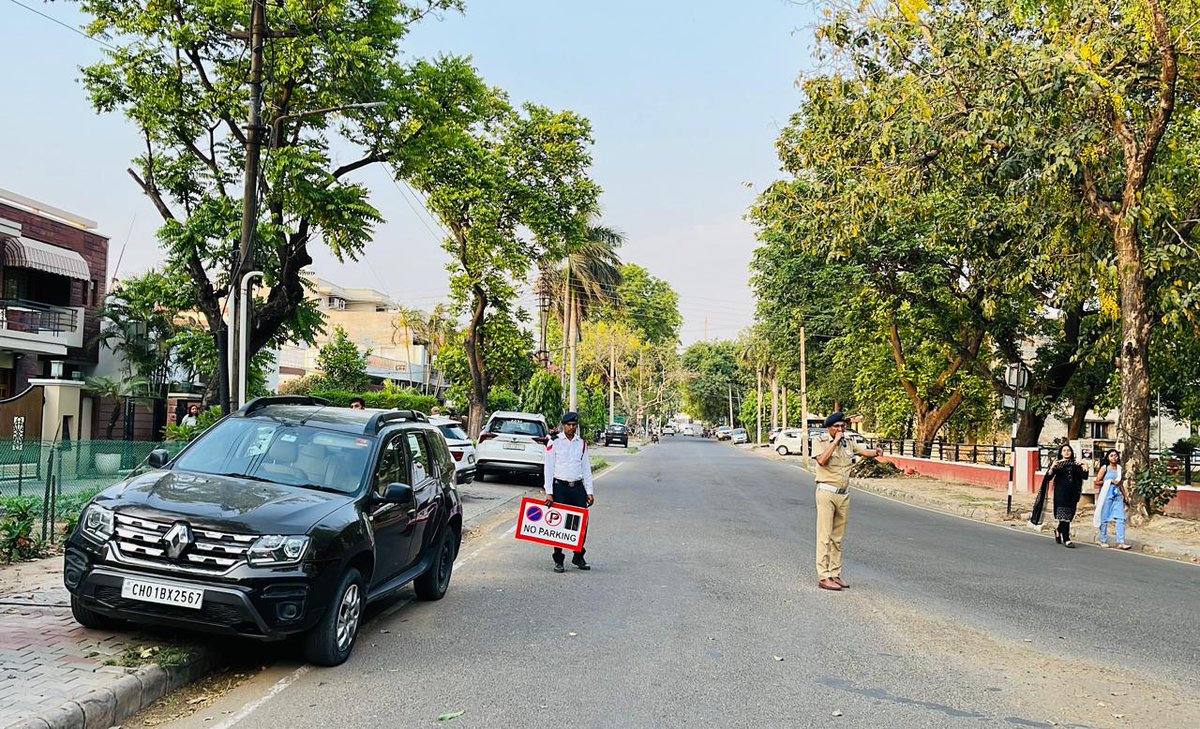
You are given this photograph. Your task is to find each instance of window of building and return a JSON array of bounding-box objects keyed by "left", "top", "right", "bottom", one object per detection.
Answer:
[{"left": 1086, "top": 421, "right": 1111, "bottom": 440}]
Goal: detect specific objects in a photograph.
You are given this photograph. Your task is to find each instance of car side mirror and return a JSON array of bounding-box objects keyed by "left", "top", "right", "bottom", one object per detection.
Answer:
[
  {"left": 376, "top": 482, "right": 414, "bottom": 505},
  {"left": 147, "top": 449, "right": 171, "bottom": 469}
]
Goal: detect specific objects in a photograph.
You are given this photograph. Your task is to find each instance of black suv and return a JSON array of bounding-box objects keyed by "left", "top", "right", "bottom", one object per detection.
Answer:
[
  {"left": 63, "top": 397, "right": 463, "bottom": 666},
  {"left": 604, "top": 423, "right": 629, "bottom": 447}
]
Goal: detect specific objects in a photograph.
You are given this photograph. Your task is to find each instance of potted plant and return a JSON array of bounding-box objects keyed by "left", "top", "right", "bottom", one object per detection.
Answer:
[{"left": 86, "top": 376, "right": 147, "bottom": 474}]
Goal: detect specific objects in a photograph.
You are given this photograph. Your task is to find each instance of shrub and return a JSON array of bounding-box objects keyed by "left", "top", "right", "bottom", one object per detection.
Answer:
[
  {"left": 164, "top": 406, "right": 224, "bottom": 442},
  {"left": 0, "top": 498, "right": 44, "bottom": 563},
  {"left": 278, "top": 374, "right": 327, "bottom": 395},
  {"left": 1132, "top": 460, "right": 1178, "bottom": 518},
  {"left": 310, "top": 389, "right": 437, "bottom": 413}
]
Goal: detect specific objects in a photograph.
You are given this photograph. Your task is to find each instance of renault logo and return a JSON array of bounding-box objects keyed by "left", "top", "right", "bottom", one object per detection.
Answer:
[{"left": 162, "top": 522, "right": 193, "bottom": 560}]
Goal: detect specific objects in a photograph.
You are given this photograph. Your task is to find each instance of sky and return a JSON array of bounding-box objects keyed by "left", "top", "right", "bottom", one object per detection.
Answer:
[{"left": 0, "top": 0, "right": 820, "bottom": 345}]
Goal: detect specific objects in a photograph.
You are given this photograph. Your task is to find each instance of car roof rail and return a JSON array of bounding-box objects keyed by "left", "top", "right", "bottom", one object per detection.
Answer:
[
  {"left": 238, "top": 395, "right": 331, "bottom": 416},
  {"left": 369, "top": 409, "right": 429, "bottom": 432}
]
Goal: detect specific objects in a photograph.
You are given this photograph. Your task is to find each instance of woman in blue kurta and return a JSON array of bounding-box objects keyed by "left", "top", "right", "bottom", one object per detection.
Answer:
[{"left": 1093, "top": 449, "right": 1131, "bottom": 549}]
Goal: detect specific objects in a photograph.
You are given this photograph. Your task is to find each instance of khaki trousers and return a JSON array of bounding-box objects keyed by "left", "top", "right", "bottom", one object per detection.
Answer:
[{"left": 815, "top": 489, "right": 850, "bottom": 580}]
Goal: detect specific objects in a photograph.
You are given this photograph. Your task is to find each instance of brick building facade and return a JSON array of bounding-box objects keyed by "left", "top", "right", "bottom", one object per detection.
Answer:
[{"left": 0, "top": 191, "right": 108, "bottom": 398}]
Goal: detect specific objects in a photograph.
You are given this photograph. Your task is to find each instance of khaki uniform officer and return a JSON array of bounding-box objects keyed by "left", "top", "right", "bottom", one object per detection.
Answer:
[
  {"left": 543, "top": 411, "right": 594, "bottom": 573},
  {"left": 813, "top": 412, "right": 882, "bottom": 591}
]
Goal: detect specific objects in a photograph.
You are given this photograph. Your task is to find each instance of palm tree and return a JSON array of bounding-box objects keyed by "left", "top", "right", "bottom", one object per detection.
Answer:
[
  {"left": 737, "top": 327, "right": 771, "bottom": 442},
  {"left": 406, "top": 304, "right": 458, "bottom": 395},
  {"left": 539, "top": 211, "right": 625, "bottom": 408}
]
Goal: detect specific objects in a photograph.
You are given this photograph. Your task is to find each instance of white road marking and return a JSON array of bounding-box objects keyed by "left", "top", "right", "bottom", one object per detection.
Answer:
[{"left": 208, "top": 665, "right": 311, "bottom": 729}]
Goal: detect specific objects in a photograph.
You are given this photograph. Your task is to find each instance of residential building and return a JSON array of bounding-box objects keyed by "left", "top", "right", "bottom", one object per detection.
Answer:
[
  {"left": 274, "top": 272, "right": 443, "bottom": 392},
  {"left": 0, "top": 189, "right": 107, "bottom": 397}
]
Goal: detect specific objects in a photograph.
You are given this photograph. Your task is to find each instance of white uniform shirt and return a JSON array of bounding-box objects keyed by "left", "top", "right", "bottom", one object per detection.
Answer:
[{"left": 543, "top": 432, "right": 594, "bottom": 495}]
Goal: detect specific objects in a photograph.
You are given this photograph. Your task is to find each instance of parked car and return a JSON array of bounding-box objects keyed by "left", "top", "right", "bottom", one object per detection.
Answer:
[
  {"left": 63, "top": 396, "right": 463, "bottom": 667},
  {"left": 716, "top": 426, "right": 733, "bottom": 441},
  {"left": 604, "top": 423, "right": 630, "bottom": 447},
  {"left": 731, "top": 428, "right": 749, "bottom": 445},
  {"left": 768, "top": 426, "right": 783, "bottom": 443},
  {"left": 430, "top": 416, "right": 476, "bottom": 484},
  {"left": 662, "top": 424, "right": 676, "bottom": 436},
  {"left": 773, "top": 428, "right": 808, "bottom": 455},
  {"left": 474, "top": 410, "right": 550, "bottom": 481}
]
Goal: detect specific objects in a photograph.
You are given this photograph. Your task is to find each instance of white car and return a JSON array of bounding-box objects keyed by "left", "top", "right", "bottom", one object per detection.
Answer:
[
  {"left": 773, "top": 428, "right": 808, "bottom": 456},
  {"left": 731, "top": 428, "right": 749, "bottom": 444},
  {"left": 430, "top": 416, "right": 476, "bottom": 484},
  {"left": 662, "top": 424, "right": 676, "bottom": 436},
  {"left": 475, "top": 410, "right": 550, "bottom": 481}
]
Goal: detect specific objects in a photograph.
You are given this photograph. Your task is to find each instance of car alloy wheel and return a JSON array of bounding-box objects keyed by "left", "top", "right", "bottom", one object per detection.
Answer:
[
  {"left": 335, "top": 582, "right": 362, "bottom": 652},
  {"left": 777, "top": 445, "right": 789, "bottom": 456}
]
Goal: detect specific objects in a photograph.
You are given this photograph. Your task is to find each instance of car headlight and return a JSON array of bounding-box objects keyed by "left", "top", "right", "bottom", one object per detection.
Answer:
[
  {"left": 81, "top": 505, "right": 114, "bottom": 542},
  {"left": 247, "top": 535, "right": 310, "bottom": 566}
]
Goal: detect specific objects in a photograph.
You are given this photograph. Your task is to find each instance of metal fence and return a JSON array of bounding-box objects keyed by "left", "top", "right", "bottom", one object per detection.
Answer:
[
  {"left": 0, "top": 439, "right": 187, "bottom": 541},
  {"left": 876, "top": 439, "right": 1197, "bottom": 485}
]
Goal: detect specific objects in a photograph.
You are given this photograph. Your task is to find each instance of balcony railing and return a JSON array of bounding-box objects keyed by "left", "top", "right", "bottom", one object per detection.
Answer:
[{"left": 0, "top": 299, "right": 80, "bottom": 336}]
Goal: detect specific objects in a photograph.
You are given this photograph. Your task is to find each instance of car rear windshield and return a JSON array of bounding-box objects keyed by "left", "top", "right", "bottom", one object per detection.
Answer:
[
  {"left": 438, "top": 424, "right": 469, "bottom": 441},
  {"left": 607, "top": 425, "right": 627, "bottom": 432},
  {"left": 173, "top": 418, "right": 373, "bottom": 493},
  {"left": 487, "top": 417, "right": 547, "bottom": 437}
]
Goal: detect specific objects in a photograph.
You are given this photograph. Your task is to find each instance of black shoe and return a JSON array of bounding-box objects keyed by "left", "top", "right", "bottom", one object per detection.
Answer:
[
  {"left": 1054, "top": 532, "right": 1062, "bottom": 544},
  {"left": 572, "top": 558, "right": 590, "bottom": 571},
  {"left": 553, "top": 563, "right": 565, "bottom": 573}
]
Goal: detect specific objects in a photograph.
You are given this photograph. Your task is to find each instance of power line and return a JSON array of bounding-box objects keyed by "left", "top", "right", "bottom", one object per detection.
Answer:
[{"left": 6, "top": 0, "right": 119, "bottom": 51}]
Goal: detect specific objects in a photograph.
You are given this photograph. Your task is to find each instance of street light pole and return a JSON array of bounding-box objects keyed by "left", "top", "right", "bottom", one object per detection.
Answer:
[
  {"left": 800, "top": 325, "right": 810, "bottom": 467},
  {"left": 230, "top": 0, "right": 267, "bottom": 414}
]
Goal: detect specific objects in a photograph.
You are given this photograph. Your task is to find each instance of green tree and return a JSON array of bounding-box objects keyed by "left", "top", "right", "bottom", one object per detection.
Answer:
[
  {"left": 77, "top": 0, "right": 492, "bottom": 411},
  {"left": 409, "top": 103, "right": 599, "bottom": 435},
  {"left": 521, "top": 369, "right": 564, "bottom": 424},
  {"left": 436, "top": 310, "right": 536, "bottom": 418},
  {"left": 681, "top": 340, "right": 743, "bottom": 425},
  {"left": 594, "top": 264, "right": 682, "bottom": 345},
  {"left": 97, "top": 270, "right": 191, "bottom": 395},
  {"left": 317, "top": 326, "right": 370, "bottom": 392}
]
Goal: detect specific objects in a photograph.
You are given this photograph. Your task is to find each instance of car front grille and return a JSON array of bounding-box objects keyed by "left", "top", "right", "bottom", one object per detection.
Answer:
[{"left": 113, "top": 513, "right": 256, "bottom": 574}]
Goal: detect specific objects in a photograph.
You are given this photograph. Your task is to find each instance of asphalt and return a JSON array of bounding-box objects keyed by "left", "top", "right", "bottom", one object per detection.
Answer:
[{"left": 163, "top": 438, "right": 1200, "bottom": 729}]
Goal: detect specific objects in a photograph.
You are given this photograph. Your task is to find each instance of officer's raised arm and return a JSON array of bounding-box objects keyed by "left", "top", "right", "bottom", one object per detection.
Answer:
[{"left": 543, "top": 437, "right": 556, "bottom": 504}]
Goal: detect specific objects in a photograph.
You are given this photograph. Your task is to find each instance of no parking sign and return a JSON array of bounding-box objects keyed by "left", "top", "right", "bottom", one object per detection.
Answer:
[{"left": 515, "top": 497, "right": 589, "bottom": 552}]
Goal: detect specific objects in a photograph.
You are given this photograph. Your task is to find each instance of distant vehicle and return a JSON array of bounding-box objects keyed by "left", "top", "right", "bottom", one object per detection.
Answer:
[
  {"left": 430, "top": 416, "right": 475, "bottom": 484},
  {"left": 774, "top": 428, "right": 808, "bottom": 456},
  {"left": 662, "top": 424, "right": 676, "bottom": 436},
  {"left": 768, "top": 426, "right": 783, "bottom": 443},
  {"left": 604, "top": 423, "right": 630, "bottom": 447},
  {"left": 731, "top": 428, "right": 749, "bottom": 445},
  {"left": 716, "top": 426, "right": 733, "bottom": 441},
  {"left": 475, "top": 411, "right": 550, "bottom": 481}
]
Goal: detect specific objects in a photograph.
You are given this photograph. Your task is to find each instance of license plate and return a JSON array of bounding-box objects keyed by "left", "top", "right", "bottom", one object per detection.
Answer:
[
  {"left": 120, "top": 578, "right": 204, "bottom": 609},
  {"left": 503, "top": 442, "right": 525, "bottom": 451}
]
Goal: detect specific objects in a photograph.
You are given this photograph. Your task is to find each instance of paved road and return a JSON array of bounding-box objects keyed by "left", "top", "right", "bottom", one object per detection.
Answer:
[{"left": 171, "top": 438, "right": 1200, "bottom": 729}]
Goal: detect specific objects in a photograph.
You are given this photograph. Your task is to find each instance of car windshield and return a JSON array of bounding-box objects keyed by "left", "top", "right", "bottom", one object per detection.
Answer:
[
  {"left": 438, "top": 423, "right": 470, "bottom": 441},
  {"left": 488, "top": 417, "right": 546, "bottom": 437},
  {"left": 608, "top": 425, "right": 626, "bottom": 433},
  {"left": 172, "top": 418, "right": 374, "bottom": 494}
]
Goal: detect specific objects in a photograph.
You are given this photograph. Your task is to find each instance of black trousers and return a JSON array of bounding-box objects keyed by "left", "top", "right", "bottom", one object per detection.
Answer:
[{"left": 551, "top": 479, "right": 588, "bottom": 564}]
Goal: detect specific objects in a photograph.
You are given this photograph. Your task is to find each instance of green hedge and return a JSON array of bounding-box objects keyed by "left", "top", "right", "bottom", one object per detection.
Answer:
[{"left": 310, "top": 389, "right": 437, "bottom": 413}]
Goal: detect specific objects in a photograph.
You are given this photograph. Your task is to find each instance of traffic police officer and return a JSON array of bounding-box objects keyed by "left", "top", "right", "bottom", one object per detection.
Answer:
[
  {"left": 543, "top": 411, "right": 594, "bottom": 573},
  {"left": 813, "top": 412, "right": 882, "bottom": 591}
]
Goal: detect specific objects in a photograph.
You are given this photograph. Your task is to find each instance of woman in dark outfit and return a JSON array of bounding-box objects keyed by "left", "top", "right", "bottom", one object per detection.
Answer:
[{"left": 1029, "top": 444, "right": 1087, "bottom": 547}]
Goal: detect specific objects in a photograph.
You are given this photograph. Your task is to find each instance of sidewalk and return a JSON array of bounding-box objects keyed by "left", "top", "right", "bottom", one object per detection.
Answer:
[
  {"left": 1, "top": 479, "right": 542, "bottom": 729},
  {"left": 750, "top": 445, "right": 1200, "bottom": 564}
]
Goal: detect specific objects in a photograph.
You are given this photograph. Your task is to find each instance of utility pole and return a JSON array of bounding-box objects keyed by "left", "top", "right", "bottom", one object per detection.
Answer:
[
  {"left": 727, "top": 382, "right": 734, "bottom": 427},
  {"left": 229, "top": 0, "right": 267, "bottom": 413},
  {"left": 756, "top": 367, "right": 763, "bottom": 445},
  {"left": 568, "top": 282, "right": 578, "bottom": 411},
  {"left": 800, "top": 326, "right": 810, "bottom": 466},
  {"left": 782, "top": 386, "right": 788, "bottom": 429},
  {"left": 560, "top": 265, "right": 571, "bottom": 389},
  {"left": 770, "top": 370, "right": 778, "bottom": 430},
  {"left": 608, "top": 337, "right": 615, "bottom": 425}
]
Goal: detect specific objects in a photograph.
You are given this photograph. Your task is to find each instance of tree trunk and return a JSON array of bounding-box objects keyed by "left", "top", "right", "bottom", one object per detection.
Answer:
[
  {"left": 912, "top": 390, "right": 964, "bottom": 457},
  {"left": 770, "top": 371, "right": 778, "bottom": 429},
  {"left": 463, "top": 288, "right": 490, "bottom": 438},
  {"left": 1014, "top": 409, "right": 1049, "bottom": 448},
  {"left": 1066, "top": 394, "right": 1095, "bottom": 440},
  {"left": 1115, "top": 220, "right": 1154, "bottom": 518}
]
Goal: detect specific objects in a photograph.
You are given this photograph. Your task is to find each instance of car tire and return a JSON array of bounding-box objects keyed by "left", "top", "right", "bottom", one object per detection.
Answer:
[
  {"left": 70, "top": 594, "right": 122, "bottom": 630},
  {"left": 414, "top": 529, "right": 458, "bottom": 601},
  {"left": 776, "top": 445, "right": 789, "bottom": 456},
  {"left": 303, "top": 567, "right": 365, "bottom": 667},
  {"left": 473, "top": 469, "right": 486, "bottom": 482}
]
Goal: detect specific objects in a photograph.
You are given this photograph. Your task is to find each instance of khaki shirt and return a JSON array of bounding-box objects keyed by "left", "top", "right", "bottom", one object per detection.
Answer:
[{"left": 813, "top": 433, "right": 872, "bottom": 489}]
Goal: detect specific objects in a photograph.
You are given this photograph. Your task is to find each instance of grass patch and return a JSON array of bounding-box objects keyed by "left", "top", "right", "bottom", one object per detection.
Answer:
[
  {"left": 106, "top": 644, "right": 192, "bottom": 668},
  {"left": 590, "top": 457, "right": 610, "bottom": 473},
  {"left": 624, "top": 447, "right": 640, "bottom": 455}
]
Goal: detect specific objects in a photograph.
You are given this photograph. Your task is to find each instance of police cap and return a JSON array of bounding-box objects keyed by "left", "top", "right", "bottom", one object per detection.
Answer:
[
  {"left": 561, "top": 411, "right": 579, "bottom": 424},
  {"left": 823, "top": 411, "right": 846, "bottom": 428}
]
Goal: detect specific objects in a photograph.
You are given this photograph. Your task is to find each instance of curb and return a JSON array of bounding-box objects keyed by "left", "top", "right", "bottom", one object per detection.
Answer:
[
  {"left": 5, "top": 646, "right": 222, "bottom": 729},
  {"left": 5, "top": 483, "right": 542, "bottom": 729},
  {"left": 748, "top": 446, "right": 1200, "bottom": 565}
]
